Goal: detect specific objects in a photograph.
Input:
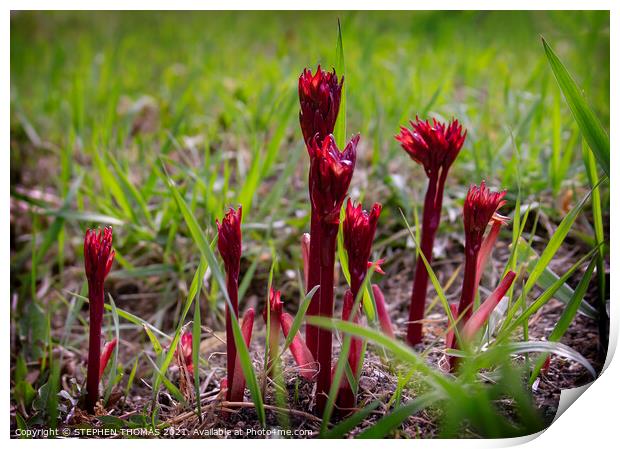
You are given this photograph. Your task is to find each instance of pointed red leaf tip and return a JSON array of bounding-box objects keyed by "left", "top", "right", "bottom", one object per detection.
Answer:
[
  {"left": 343, "top": 200, "right": 382, "bottom": 295},
  {"left": 298, "top": 65, "right": 343, "bottom": 146},
  {"left": 367, "top": 259, "right": 386, "bottom": 275},
  {"left": 216, "top": 206, "right": 242, "bottom": 280},
  {"left": 461, "top": 271, "right": 516, "bottom": 341},
  {"left": 263, "top": 287, "right": 283, "bottom": 323},
  {"left": 301, "top": 233, "right": 311, "bottom": 288},
  {"left": 229, "top": 308, "right": 255, "bottom": 402},
  {"left": 395, "top": 118, "right": 466, "bottom": 177},
  {"left": 241, "top": 307, "right": 254, "bottom": 347},
  {"left": 308, "top": 134, "right": 358, "bottom": 224},
  {"left": 371, "top": 284, "right": 395, "bottom": 339},
  {"left": 177, "top": 331, "right": 194, "bottom": 374},
  {"left": 98, "top": 338, "right": 118, "bottom": 381},
  {"left": 84, "top": 226, "right": 115, "bottom": 289},
  {"left": 463, "top": 181, "right": 507, "bottom": 253},
  {"left": 280, "top": 312, "right": 317, "bottom": 380}
]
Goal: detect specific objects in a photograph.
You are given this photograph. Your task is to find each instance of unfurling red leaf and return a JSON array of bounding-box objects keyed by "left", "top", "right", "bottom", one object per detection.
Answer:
[
  {"left": 99, "top": 338, "right": 118, "bottom": 381},
  {"left": 462, "top": 271, "right": 516, "bottom": 340},
  {"left": 371, "top": 284, "right": 395, "bottom": 339},
  {"left": 281, "top": 312, "right": 316, "bottom": 380}
]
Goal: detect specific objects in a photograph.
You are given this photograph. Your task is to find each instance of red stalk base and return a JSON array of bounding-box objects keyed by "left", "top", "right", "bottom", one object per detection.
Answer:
[
  {"left": 86, "top": 286, "right": 103, "bottom": 414},
  {"left": 315, "top": 223, "right": 338, "bottom": 414},
  {"left": 306, "top": 212, "right": 322, "bottom": 360},
  {"left": 407, "top": 173, "right": 444, "bottom": 346},
  {"left": 457, "top": 249, "right": 479, "bottom": 325},
  {"left": 225, "top": 274, "right": 239, "bottom": 402}
]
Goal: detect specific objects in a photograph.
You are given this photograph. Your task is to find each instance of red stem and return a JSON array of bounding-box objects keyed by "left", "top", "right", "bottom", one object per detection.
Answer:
[
  {"left": 229, "top": 308, "right": 254, "bottom": 402},
  {"left": 316, "top": 222, "right": 338, "bottom": 413},
  {"left": 306, "top": 211, "right": 322, "bottom": 360},
  {"left": 457, "top": 247, "right": 479, "bottom": 325},
  {"left": 407, "top": 171, "right": 444, "bottom": 345},
  {"left": 225, "top": 273, "right": 239, "bottom": 402},
  {"left": 86, "top": 285, "right": 103, "bottom": 413}
]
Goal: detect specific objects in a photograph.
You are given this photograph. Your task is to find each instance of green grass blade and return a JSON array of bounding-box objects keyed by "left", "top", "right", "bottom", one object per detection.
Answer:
[
  {"left": 530, "top": 258, "right": 596, "bottom": 382},
  {"left": 515, "top": 239, "right": 598, "bottom": 319},
  {"left": 307, "top": 316, "right": 456, "bottom": 396},
  {"left": 260, "top": 91, "right": 296, "bottom": 177},
  {"left": 543, "top": 37, "right": 609, "bottom": 176},
  {"left": 125, "top": 357, "right": 139, "bottom": 399},
  {"left": 166, "top": 174, "right": 266, "bottom": 427},
  {"left": 499, "top": 249, "right": 597, "bottom": 338},
  {"left": 192, "top": 292, "right": 202, "bottom": 420},
  {"left": 322, "top": 400, "right": 381, "bottom": 438},
  {"left": 520, "top": 184, "right": 595, "bottom": 300},
  {"left": 280, "top": 285, "right": 318, "bottom": 355},
  {"left": 357, "top": 393, "right": 438, "bottom": 438},
  {"left": 104, "top": 295, "right": 121, "bottom": 404},
  {"left": 494, "top": 341, "right": 596, "bottom": 379},
  {"left": 144, "top": 324, "right": 163, "bottom": 357},
  {"left": 34, "top": 172, "right": 83, "bottom": 266},
  {"left": 238, "top": 254, "right": 260, "bottom": 303},
  {"left": 42, "top": 209, "right": 124, "bottom": 226},
  {"left": 582, "top": 139, "right": 607, "bottom": 324},
  {"left": 319, "top": 273, "right": 375, "bottom": 434},
  {"left": 67, "top": 291, "right": 170, "bottom": 340},
  {"left": 46, "top": 313, "right": 60, "bottom": 428},
  {"left": 334, "top": 19, "right": 346, "bottom": 149},
  {"left": 152, "top": 257, "right": 207, "bottom": 396},
  {"left": 399, "top": 209, "right": 463, "bottom": 348},
  {"left": 146, "top": 355, "right": 186, "bottom": 405},
  {"left": 107, "top": 153, "right": 154, "bottom": 228}
]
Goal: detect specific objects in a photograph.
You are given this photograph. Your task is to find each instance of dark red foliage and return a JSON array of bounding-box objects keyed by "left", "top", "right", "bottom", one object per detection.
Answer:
[
  {"left": 306, "top": 134, "right": 358, "bottom": 413},
  {"left": 298, "top": 65, "right": 343, "bottom": 145},
  {"left": 84, "top": 227, "right": 115, "bottom": 289},
  {"left": 83, "top": 227, "right": 115, "bottom": 413},
  {"left": 458, "top": 182, "right": 507, "bottom": 323},
  {"left": 395, "top": 117, "right": 466, "bottom": 177},
  {"left": 263, "top": 287, "right": 283, "bottom": 323},
  {"left": 216, "top": 206, "right": 243, "bottom": 402},
  {"left": 308, "top": 134, "right": 358, "bottom": 224},
  {"left": 216, "top": 206, "right": 243, "bottom": 281},
  {"left": 178, "top": 331, "right": 193, "bottom": 375},
  {"left": 463, "top": 181, "right": 507, "bottom": 254},
  {"left": 99, "top": 338, "right": 118, "bottom": 380},
  {"left": 372, "top": 284, "right": 395, "bottom": 339},
  {"left": 343, "top": 199, "right": 382, "bottom": 296},
  {"left": 395, "top": 118, "right": 466, "bottom": 346}
]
